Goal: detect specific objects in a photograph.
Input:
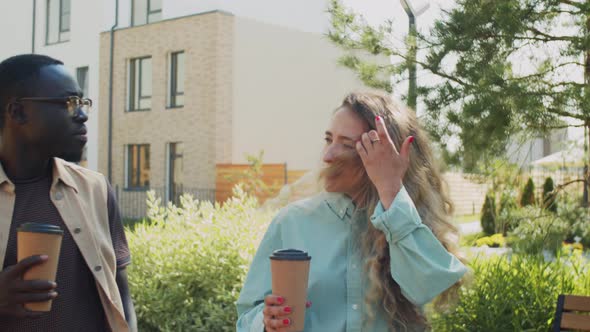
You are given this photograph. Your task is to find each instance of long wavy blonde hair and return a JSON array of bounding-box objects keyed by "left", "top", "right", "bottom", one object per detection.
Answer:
[{"left": 320, "top": 92, "right": 465, "bottom": 331}]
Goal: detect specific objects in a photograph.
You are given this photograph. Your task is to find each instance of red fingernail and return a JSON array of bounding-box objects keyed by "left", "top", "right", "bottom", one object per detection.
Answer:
[
  {"left": 277, "top": 297, "right": 284, "bottom": 304},
  {"left": 375, "top": 116, "right": 381, "bottom": 121},
  {"left": 409, "top": 136, "right": 415, "bottom": 144},
  {"left": 284, "top": 306, "right": 292, "bottom": 313},
  {"left": 283, "top": 318, "right": 291, "bottom": 326},
  {"left": 306, "top": 301, "right": 312, "bottom": 308}
]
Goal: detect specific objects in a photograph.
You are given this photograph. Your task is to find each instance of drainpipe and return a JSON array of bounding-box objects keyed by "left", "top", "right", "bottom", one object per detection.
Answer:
[
  {"left": 107, "top": 0, "right": 119, "bottom": 182},
  {"left": 31, "top": 0, "right": 36, "bottom": 53}
]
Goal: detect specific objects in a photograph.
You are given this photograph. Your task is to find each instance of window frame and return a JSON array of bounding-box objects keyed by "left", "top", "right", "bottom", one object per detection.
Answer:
[
  {"left": 131, "top": 0, "right": 162, "bottom": 26},
  {"left": 168, "top": 51, "right": 185, "bottom": 109},
  {"left": 127, "top": 56, "right": 152, "bottom": 112},
  {"left": 45, "top": 0, "right": 70, "bottom": 45},
  {"left": 125, "top": 144, "right": 151, "bottom": 190},
  {"left": 76, "top": 66, "right": 89, "bottom": 98}
]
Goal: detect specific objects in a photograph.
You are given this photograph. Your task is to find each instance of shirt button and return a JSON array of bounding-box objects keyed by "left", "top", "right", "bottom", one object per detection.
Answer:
[
  {"left": 54, "top": 192, "right": 64, "bottom": 200},
  {"left": 94, "top": 266, "right": 102, "bottom": 272},
  {"left": 74, "top": 228, "right": 82, "bottom": 234},
  {"left": 352, "top": 304, "right": 359, "bottom": 310}
]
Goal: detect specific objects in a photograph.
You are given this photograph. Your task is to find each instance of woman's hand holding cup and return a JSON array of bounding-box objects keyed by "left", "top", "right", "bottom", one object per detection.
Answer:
[{"left": 263, "top": 295, "right": 311, "bottom": 332}]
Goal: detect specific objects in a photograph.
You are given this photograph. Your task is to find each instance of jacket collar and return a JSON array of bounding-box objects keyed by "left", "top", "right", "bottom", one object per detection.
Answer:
[{"left": 0, "top": 158, "right": 79, "bottom": 193}]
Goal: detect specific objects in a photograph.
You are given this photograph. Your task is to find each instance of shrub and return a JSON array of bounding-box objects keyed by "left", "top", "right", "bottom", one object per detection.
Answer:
[
  {"left": 460, "top": 232, "right": 485, "bottom": 247},
  {"left": 474, "top": 233, "right": 506, "bottom": 248},
  {"left": 520, "top": 177, "right": 536, "bottom": 207},
  {"left": 542, "top": 177, "right": 557, "bottom": 213},
  {"left": 126, "top": 187, "right": 274, "bottom": 332},
  {"left": 558, "top": 197, "right": 590, "bottom": 246},
  {"left": 496, "top": 191, "right": 518, "bottom": 234},
  {"left": 480, "top": 192, "right": 496, "bottom": 235},
  {"left": 508, "top": 207, "right": 568, "bottom": 255},
  {"left": 429, "top": 255, "right": 590, "bottom": 332}
]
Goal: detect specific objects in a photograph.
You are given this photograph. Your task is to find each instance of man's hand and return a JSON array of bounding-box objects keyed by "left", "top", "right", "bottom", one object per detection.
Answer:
[{"left": 0, "top": 255, "right": 57, "bottom": 318}]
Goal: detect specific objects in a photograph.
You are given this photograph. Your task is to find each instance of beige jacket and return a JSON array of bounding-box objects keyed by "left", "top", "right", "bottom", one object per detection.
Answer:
[{"left": 0, "top": 158, "right": 129, "bottom": 332}]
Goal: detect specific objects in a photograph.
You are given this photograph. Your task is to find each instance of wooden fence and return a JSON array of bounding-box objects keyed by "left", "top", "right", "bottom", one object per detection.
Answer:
[{"left": 215, "top": 164, "right": 306, "bottom": 203}]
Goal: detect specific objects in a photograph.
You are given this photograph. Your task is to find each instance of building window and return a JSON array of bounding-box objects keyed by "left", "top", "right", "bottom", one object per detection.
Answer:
[
  {"left": 76, "top": 66, "right": 89, "bottom": 97},
  {"left": 46, "top": 0, "right": 70, "bottom": 44},
  {"left": 132, "top": 0, "right": 162, "bottom": 26},
  {"left": 126, "top": 144, "right": 150, "bottom": 189},
  {"left": 166, "top": 142, "right": 184, "bottom": 204},
  {"left": 127, "top": 57, "right": 152, "bottom": 112},
  {"left": 168, "top": 51, "right": 185, "bottom": 108}
]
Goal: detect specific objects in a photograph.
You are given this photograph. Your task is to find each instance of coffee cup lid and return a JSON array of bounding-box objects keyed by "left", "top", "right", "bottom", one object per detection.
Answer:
[
  {"left": 17, "top": 223, "right": 63, "bottom": 235},
  {"left": 270, "top": 249, "right": 311, "bottom": 261}
]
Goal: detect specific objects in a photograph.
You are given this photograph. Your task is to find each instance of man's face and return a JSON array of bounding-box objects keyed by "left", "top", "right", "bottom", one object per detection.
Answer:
[{"left": 19, "top": 65, "right": 88, "bottom": 162}]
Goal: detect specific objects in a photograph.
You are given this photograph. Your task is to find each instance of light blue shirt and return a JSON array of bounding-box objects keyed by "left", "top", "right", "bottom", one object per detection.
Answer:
[{"left": 236, "top": 187, "right": 467, "bottom": 332}]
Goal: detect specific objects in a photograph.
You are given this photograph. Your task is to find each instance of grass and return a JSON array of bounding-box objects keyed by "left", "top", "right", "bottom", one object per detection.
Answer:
[{"left": 453, "top": 213, "right": 480, "bottom": 224}]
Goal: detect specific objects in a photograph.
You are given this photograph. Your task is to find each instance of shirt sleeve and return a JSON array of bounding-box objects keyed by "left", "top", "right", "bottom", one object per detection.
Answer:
[
  {"left": 105, "top": 177, "right": 131, "bottom": 269},
  {"left": 236, "top": 209, "right": 285, "bottom": 332},
  {"left": 370, "top": 186, "right": 467, "bottom": 307}
]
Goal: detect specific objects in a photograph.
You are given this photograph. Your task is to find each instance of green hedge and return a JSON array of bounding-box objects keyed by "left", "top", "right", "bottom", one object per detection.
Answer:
[
  {"left": 430, "top": 254, "right": 590, "bottom": 332},
  {"left": 125, "top": 188, "right": 274, "bottom": 331},
  {"left": 481, "top": 192, "right": 496, "bottom": 235}
]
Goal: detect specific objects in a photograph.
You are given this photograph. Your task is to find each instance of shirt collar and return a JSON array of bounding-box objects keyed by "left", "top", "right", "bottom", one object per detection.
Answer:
[
  {"left": 0, "top": 158, "right": 78, "bottom": 193},
  {"left": 324, "top": 192, "right": 357, "bottom": 220},
  {"left": 0, "top": 162, "right": 13, "bottom": 193},
  {"left": 52, "top": 158, "right": 79, "bottom": 193}
]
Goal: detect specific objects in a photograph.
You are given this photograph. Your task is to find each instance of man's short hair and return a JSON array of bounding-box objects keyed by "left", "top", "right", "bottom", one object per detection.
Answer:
[{"left": 0, "top": 54, "right": 63, "bottom": 129}]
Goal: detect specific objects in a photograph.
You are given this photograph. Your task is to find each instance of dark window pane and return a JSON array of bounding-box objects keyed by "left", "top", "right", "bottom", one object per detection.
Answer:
[
  {"left": 128, "top": 57, "right": 151, "bottom": 111},
  {"left": 127, "top": 144, "right": 150, "bottom": 189},
  {"left": 170, "top": 52, "right": 185, "bottom": 107}
]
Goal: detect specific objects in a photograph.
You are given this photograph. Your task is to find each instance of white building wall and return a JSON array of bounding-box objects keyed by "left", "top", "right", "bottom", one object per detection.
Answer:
[
  {"left": 231, "top": 17, "right": 366, "bottom": 170},
  {"left": 0, "top": 0, "right": 112, "bottom": 171}
]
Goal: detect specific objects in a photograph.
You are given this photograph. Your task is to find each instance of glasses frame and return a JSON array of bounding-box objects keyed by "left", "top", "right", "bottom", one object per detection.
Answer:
[{"left": 16, "top": 96, "right": 92, "bottom": 117}]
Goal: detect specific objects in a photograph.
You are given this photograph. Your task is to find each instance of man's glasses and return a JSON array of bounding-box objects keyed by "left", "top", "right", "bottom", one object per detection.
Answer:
[{"left": 17, "top": 96, "right": 92, "bottom": 117}]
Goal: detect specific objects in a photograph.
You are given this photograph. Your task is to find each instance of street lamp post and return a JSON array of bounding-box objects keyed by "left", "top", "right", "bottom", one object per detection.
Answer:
[{"left": 399, "top": 0, "right": 429, "bottom": 111}]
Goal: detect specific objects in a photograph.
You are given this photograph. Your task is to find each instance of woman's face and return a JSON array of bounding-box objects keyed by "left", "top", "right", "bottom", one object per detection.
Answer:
[{"left": 322, "top": 107, "right": 369, "bottom": 196}]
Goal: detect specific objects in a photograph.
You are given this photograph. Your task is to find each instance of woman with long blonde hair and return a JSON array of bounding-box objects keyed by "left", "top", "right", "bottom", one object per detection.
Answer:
[{"left": 237, "top": 92, "right": 467, "bottom": 331}]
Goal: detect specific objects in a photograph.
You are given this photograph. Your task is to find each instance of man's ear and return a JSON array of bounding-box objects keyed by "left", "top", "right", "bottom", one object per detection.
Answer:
[{"left": 5, "top": 102, "right": 27, "bottom": 125}]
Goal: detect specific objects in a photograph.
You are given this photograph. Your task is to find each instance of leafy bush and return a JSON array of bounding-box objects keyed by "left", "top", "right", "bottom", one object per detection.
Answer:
[
  {"left": 496, "top": 191, "right": 518, "bottom": 234},
  {"left": 520, "top": 177, "right": 536, "bottom": 207},
  {"left": 542, "top": 177, "right": 557, "bottom": 213},
  {"left": 126, "top": 187, "right": 274, "bottom": 332},
  {"left": 508, "top": 207, "right": 568, "bottom": 255},
  {"left": 460, "top": 232, "right": 485, "bottom": 247},
  {"left": 430, "top": 255, "right": 590, "bottom": 332},
  {"left": 474, "top": 234, "right": 506, "bottom": 248},
  {"left": 558, "top": 197, "right": 590, "bottom": 246},
  {"left": 481, "top": 192, "right": 496, "bottom": 235}
]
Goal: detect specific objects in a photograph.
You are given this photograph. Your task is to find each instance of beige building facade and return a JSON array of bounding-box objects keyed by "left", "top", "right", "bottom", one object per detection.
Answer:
[{"left": 98, "top": 11, "right": 365, "bottom": 217}]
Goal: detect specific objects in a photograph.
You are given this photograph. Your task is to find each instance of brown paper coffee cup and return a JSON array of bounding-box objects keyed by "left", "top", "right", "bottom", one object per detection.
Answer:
[
  {"left": 270, "top": 249, "right": 311, "bottom": 332},
  {"left": 17, "top": 223, "right": 63, "bottom": 312}
]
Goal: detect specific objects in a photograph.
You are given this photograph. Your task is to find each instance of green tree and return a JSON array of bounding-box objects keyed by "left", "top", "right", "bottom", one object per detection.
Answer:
[
  {"left": 328, "top": 0, "right": 590, "bottom": 201},
  {"left": 481, "top": 192, "right": 497, "bottom": 235},
  {"left": 520, "top": 177, "right": 536, "bottom": 207},
  {"left": 543, "top": 177, "right": 558, "bottom": 213}
]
